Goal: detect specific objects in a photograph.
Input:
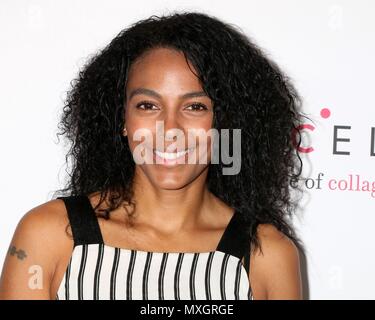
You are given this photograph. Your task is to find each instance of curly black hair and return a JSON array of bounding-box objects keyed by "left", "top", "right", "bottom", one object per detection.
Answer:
[{"left": 54, "top": 10, "right": 309, "bottom": 254}]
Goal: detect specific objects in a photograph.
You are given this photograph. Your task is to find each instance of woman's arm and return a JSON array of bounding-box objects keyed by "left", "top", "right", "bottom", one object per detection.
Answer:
[
  {"left": 249, "top": 223, "right": 303, "bottom": 300},
  {"left": 0, "top": 201, "right": 67, "bottom": 299}
]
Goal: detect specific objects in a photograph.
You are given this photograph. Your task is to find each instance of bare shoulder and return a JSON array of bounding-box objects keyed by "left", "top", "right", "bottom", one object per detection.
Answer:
[
  {"left": 18, "top": 198, "right": 69, "bottom": 231},
  {"left": 249, "top": 223, "right": 302, "bottom": 300},
  {"left": 10, "top": 198, "right": 72, "bottom": 253},
  {"left": 0, "top": 198, "right": 73, "bottom": 299},
  {"left": 255, "top": 223, "right": 299, "bottom": 257}
]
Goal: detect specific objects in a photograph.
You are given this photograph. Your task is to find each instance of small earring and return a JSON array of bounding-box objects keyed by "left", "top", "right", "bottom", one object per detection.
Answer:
[{"left": 123, "top": 128, "right": 127, "bottom": 136}]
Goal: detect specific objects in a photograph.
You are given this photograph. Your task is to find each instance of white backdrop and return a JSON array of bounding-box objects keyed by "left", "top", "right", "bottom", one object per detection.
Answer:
[{"left": 0, "top": 0, "right": 374, "bottom": 299}]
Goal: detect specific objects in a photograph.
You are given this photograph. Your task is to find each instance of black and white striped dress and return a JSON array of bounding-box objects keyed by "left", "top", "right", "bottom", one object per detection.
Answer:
[{"left": 55, "top": 195, "right": 253, "bottom": 300}]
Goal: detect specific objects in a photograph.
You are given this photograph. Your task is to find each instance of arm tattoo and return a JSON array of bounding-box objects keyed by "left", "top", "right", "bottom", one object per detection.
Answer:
[{"left": 7, "top": 245, "right": 27, "bottom": 260}]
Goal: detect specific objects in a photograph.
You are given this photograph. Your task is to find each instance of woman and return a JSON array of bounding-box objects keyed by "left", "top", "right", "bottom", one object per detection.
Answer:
[{"left": 0, "top": 11, "right": 305, "bottom": 300}]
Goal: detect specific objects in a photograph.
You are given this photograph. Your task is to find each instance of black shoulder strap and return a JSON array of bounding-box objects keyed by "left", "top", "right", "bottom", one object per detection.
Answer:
[
  {"left": 57, "top": 195, "right": 104, "bottom": 247},
  {"left": 216, "top": 211, "right": 251, "bottom": 274}
]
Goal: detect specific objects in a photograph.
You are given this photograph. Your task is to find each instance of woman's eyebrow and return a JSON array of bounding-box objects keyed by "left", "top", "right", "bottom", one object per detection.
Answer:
[{"left": 128, "top": 87, "right": 207, "bottom": 100}]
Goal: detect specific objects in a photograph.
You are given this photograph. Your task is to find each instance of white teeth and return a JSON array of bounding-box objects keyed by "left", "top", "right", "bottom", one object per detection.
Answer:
[{"left": 154, "top": 149, "right": 192, "bottom": 160}]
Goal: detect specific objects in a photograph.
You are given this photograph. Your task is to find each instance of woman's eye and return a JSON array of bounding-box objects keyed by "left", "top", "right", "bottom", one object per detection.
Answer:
[
  {"left": 185, "top": 103, "right": 208, "bottom": 111},
  {"left": 135, "top": 102, "right": 158, "bottom": 110}
]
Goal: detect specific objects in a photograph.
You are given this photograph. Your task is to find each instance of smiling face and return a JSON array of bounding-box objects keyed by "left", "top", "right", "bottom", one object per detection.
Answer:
[{"left": 124, "top": 47, "right": 214, "bottom": 190}]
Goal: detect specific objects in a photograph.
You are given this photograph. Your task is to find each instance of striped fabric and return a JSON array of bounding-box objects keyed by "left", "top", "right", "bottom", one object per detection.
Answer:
[
  {"left": 55, "top": 195, "right": 253, "bottom": 300},
  {"left": 56, "top": 243, "right": 252, "bottom": 300}
]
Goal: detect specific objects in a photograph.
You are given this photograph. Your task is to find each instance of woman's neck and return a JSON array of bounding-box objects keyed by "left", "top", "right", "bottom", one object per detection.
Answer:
[{"left": 130, "top": 167, "right": 215, "bottom": 234}]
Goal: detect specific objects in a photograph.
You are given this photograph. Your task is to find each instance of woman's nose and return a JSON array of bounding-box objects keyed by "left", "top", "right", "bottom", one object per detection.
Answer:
[{"left": 156, "top": 111, "right": 185, "bottom": 146}]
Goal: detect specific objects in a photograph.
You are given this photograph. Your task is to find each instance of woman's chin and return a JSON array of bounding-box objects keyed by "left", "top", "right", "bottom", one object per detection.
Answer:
[
  {"left": 150, "top": 177, "right": 191, "bottom": 190},
  {"left": 136, "top": 162, "right": 210, "bottom": 191}
]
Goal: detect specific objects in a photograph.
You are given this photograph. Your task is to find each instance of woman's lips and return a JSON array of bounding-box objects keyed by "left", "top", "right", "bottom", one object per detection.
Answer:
[{"left": 152, "top": 148, "right": 195, "bottom": 166}]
